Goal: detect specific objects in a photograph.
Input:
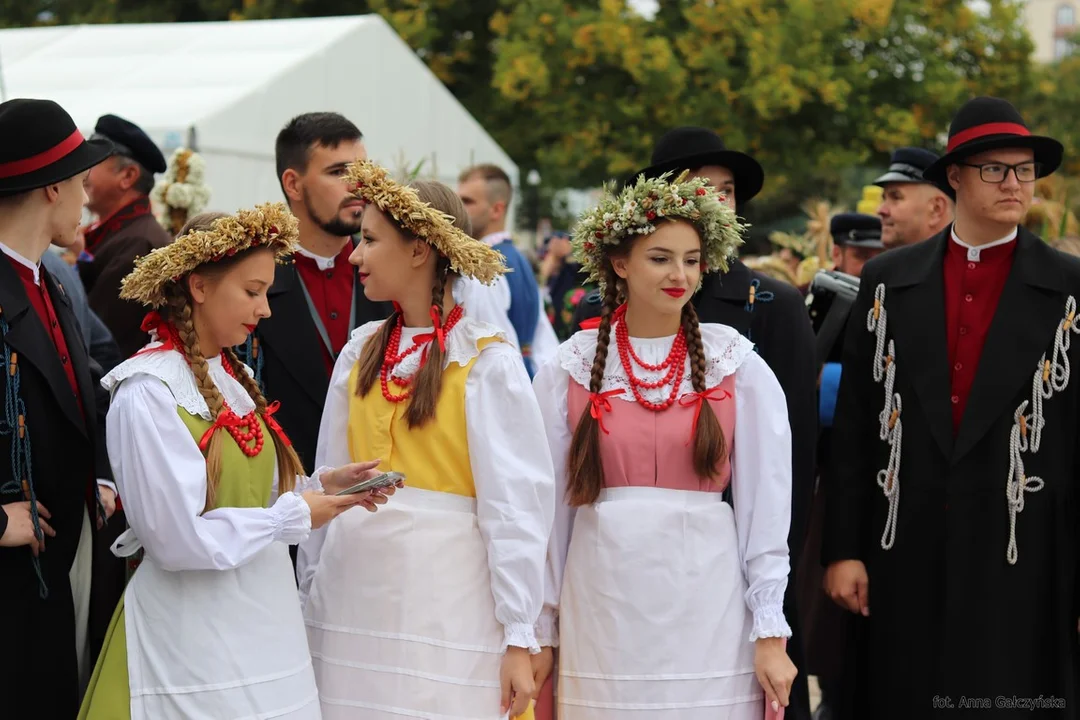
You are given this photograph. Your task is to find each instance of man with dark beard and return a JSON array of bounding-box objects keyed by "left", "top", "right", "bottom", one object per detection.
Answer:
[{"left": 238, "top": 113, "right": 390, "bottom": 483}]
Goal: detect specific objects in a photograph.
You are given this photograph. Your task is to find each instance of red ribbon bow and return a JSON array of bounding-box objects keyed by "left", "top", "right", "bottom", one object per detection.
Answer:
[
  {"left": 414, "top": 305, "right": 448, "bottom": 363},
  {"left": 135, "top": 311, "right": 179, "bottom": 355},
  {"left": 428, "top": 305, "right": 447, "bottom": 353},
  {"left": 198, "top": 410, "right": 244, "bottom": 452},
  {"left": 589, "top": 388, "right": 625, "bottom": 434},
  {"left": 678, "top": 386, "right": 732, "bottom": 440},
  {"left": 262, "top": 401, "right": 292, "bottom": 447}
]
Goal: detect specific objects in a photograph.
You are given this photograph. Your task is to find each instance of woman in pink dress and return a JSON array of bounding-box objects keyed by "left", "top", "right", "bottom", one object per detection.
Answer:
[{"left": 532, "top": 172, "right": 798, "bottom": 719}]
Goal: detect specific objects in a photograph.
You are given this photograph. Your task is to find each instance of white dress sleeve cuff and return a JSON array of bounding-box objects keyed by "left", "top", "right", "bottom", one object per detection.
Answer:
[
  {"left": 270, "top": 492, "right": 312, "bottom": 546},
  {"left": 96, "top": 479, "right": 118, "bottom": 496},
  {"left": 296, "top": 466, "right": 331, "bottom": 495},
  {"left": 535, "top": 608, "right": 559, "bottom": 648},
  {"left": 504, "top": 622, "right": 541, "bottom": 655},
  {"left": 747, "top": 585, "right": 792, "bottom": 641}
]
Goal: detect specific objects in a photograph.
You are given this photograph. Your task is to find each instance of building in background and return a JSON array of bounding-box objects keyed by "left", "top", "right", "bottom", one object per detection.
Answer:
[
  {"left": 0, "top": 15, "right": 516, "bottom": 215},
  {"left": 1024, "top": 0, "right": 1078, "bottom": 61}
]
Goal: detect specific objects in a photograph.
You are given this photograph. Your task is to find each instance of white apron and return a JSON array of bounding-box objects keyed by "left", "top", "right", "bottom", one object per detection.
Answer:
[
  {"left": 304, "top": 486, "right": 510, "bottom": 719},
  {"left": 558, "top": 486, "right": 762, "bottom": 719},
  {"left": 115, "top": 535, "right": 320, "bottom": 719}
]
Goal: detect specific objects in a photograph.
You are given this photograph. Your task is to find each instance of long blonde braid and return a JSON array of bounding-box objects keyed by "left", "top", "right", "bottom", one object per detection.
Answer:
[
  {"left": 223, "top": 348, "right": 302, "bottom": 494},
  {"left": 166, "top": 289, "right": 226, "bottom": 511}
]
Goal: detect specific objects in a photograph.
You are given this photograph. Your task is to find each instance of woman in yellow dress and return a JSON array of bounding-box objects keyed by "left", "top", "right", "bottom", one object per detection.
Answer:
[
  {"left": 79, "top": 205, "right": 394, "bottom": 719},
  {"left": 297, "top": 163, "right": 554, "bottom": 719}
]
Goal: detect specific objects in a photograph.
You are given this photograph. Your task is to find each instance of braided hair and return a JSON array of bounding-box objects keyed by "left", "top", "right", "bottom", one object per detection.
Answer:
[
  {"left": 355, "top": 180, "right": 471, "bottom": 429},
  {"left": 163, "top": 213, "right": 306, "bottom": 510},
  {"left": 566, "top": 264, "right": 619, "bottom": 506},
  {"left": 565, "top": 240, "right": 727, "bottom": 507}
]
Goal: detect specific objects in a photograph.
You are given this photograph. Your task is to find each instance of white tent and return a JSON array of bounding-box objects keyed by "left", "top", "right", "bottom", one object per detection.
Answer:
[{"left": 0, "top": 15, "right": 518, "bottom": 215}]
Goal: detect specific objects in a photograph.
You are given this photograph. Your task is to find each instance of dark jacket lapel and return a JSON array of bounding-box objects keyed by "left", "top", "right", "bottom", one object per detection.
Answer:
[
  {"left": 886, "top": 232, "right": 954, "bottom": 460},
  {"left": 0, "top": 259, "right": 87, "bottom": 437},
  {"left": 952, "top": 228, "right": 1066, "bottom": 462},
  {"left": 260, "top": 262, "right": 330, "bottom": 405},
  {"left": 45, "top": 269, "right": 96, "bottom": 440}
]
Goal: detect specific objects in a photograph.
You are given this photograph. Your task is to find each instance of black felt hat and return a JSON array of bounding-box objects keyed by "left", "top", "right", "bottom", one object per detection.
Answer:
[
  {"left": 831, "top": 212, "right": 884, "bottom": 250},
  {"left": 92, "top": 114, "right": 167, "bottom": 174},
  {"left": 624, "top": 127, "right": 765, "bottom": 204},
  {"left": 873, "top": 147, "right": 941, "bottom": 186},
  {"left": 923, "top": 97, "right": 1062, "bottom": 184},
  {"left": 0, "top": 99, "right": 116, "bottom": 198}
]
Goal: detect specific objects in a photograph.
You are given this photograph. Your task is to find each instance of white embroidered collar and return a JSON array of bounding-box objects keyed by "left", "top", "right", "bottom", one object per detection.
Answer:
[
  {"left": 102, "top": 348, "right": 257, "bottom": 420},
  {"left": 339, "top": 314, "right": 507, "bottom": 380},
  {"left": 558, "top": 322, "right": 754, "bottom": 403}
]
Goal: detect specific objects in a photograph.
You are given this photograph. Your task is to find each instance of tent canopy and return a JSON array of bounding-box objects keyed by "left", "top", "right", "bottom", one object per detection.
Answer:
[{"left": 0, "top": 15, "right": 517, "bottom": 213}]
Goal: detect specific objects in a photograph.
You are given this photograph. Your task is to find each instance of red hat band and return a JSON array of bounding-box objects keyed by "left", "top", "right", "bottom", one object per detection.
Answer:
[
  {"left": 946, "top": 122, "right": 1030, "bottom": 154},
  {"left": 0, "top": 130, "right": 85, "bottom": 180}
]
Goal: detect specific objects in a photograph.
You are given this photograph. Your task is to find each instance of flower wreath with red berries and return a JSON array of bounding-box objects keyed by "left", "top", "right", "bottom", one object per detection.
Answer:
[
  {"left": 572, "top": 171, "right": 746, "bottom": 291},
  {"left": 121, "top": 202, "right": 299, "bottom": 308}
]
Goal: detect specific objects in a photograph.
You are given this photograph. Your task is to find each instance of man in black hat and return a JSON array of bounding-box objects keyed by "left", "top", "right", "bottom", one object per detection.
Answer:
[
  {"left": 0, "top": 98, "right": 116, "bottom": 716},
  {"left": 79, "top": 113, "right": 173, "bottom": 358},
  {"left": 874, "top": 147, "right": 953, "bottom": 249},
  {"left": 824, "top": 97, "right": 1080, "bottom": 716},
  {"left": 573, "top": 126, "right": 818, "bottom": 719}
]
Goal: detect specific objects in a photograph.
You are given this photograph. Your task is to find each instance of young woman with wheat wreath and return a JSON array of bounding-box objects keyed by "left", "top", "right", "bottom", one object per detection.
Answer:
[
  {"left": 78, "top": 205, "right": 396, "bottom": 720},
  {"left": 296, "top": 163, "right": 554, "bottom": 720},
  {"left": 531, "top": 173, "right": 798, "bottom": 719}
]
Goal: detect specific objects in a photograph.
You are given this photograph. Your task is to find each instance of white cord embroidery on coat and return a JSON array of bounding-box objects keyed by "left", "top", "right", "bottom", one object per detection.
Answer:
[
  {"left": 1005, "top": 295, "right": 1079, "bottom": 565},
  {"left": 868, "top": 283, "right": 902, "bottom": 550}
]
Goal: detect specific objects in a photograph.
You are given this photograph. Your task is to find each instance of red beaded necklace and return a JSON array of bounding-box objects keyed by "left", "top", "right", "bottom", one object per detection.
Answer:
[
  {"left": 380, "top": 305, "right": 465, "bottom": 403},
  {"left": 612, "top": 305, "right": 687, "bottom": 412},
  {"left": 139, "top": 311, "right": 268, "bottom": 458},
  {"left": 218, "top": 357, "right": 265, "bottom": 457}
]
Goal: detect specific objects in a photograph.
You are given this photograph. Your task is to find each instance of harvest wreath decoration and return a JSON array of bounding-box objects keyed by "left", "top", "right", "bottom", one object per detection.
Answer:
[{"left": 153, "top": 147, "right": 212, "bottom": 235}]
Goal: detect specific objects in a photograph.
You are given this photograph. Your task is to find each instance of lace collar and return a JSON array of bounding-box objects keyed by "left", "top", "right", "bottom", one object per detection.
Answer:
[
  {"left": 557, "top": 322, "right": 754, "bottom": 404},
  {"left": 102, "top": 347, "right": 257, "bottom": 420}
]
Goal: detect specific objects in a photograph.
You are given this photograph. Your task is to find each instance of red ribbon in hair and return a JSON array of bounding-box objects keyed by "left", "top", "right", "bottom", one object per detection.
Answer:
[
  {"left": 135, "top": 311, "right": 180, "bottom": 355},
  {"left": 678, "top": 387, "right": 732, "bottom": 440},
  {"left": 589, "top": 388, "right": 625, "bottom": 434},
  {"left": 262, "top": 401, "right": 292, "bottom": 447},
  {"left": 414, "top": 305, "right": 449, "bottom": 363},
  {"left": 198, "top": 410, "right": 244, "bottom": 451},
  {"left": 428, "top": 305, "right": 447, "bottom": 353}
]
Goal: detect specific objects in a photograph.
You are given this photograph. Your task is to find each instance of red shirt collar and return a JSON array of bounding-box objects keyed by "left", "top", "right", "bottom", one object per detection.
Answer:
[{"left": 85, "top": 197, "right": 154, "bottom": 254}]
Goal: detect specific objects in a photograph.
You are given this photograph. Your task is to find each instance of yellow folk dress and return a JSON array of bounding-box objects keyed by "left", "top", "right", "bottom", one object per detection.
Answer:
[{"left": 298, "top": 317, "right": 555, "bottom": 720}]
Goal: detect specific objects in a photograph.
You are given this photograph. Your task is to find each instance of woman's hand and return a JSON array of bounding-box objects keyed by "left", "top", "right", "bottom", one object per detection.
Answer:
[
  {"left": 754, "top": 636, "right": 797, "bottom": 713},
  {"left": 530, "top": 647, "right": 554, "bottom": 702},
  {"left": 500, "top": 646, "right": 535, "bottom": 718},
  {"left": 302, "top": 490, "right": 387, "bottom": 529},
  {"left": 318, "top": 459, "right": 383, "bottom": 495}
]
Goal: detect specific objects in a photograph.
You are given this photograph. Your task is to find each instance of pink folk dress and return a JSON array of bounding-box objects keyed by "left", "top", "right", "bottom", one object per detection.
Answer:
[{"left": 533, "top": 321, "right": 793, "bottom": 720}]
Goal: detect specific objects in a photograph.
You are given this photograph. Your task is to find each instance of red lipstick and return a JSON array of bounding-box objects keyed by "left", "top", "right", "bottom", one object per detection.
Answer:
[
  {"left": 243, "top": 324, "right": 257, "bottom": 333},
  {"left": 663, "top": 288, "right": 686, "bottom": 298}
]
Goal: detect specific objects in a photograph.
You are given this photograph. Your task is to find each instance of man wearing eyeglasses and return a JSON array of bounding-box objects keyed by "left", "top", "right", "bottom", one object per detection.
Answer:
[{"left": 823, "top": 97, "right": 1080, "bottom": 717}]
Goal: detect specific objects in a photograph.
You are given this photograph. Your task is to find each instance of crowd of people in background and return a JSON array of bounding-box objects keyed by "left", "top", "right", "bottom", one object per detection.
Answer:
[{"left": 3, "top": 90, "right": 1080, "bottom": 720}]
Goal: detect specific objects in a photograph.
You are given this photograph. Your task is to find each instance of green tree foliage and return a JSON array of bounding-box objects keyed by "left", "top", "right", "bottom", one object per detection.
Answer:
[
  {"left": 1024, "top": 51, "right": 1080, "bottom": 178},
  {"left": 1, "top": 0, "right": 1039, "bottom": 218},
  {"left": 491, "top": 0, "right": 1034, "bottom": 205}
]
